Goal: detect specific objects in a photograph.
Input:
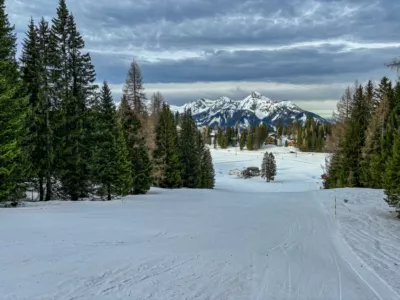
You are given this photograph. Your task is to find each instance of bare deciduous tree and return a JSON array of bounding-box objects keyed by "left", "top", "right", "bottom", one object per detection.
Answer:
[{"left": 123, "top": 60, "right": 146, "bottom": 116}]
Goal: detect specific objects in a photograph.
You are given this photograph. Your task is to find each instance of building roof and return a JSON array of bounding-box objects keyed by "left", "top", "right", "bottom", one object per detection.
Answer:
[{"left": 247, "top": 167, "right": 260, "bottom": 171}]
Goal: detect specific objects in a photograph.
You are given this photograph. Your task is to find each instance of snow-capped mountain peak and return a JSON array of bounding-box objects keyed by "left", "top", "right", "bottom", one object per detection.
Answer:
[{"left": 170, "top": 92, "right": 326, "bottom": 128}]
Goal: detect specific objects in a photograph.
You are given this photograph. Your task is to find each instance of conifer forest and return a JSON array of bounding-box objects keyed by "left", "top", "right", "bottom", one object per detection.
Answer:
[{"left": 0, "top": 0, "right": 215, "bottom": 204}]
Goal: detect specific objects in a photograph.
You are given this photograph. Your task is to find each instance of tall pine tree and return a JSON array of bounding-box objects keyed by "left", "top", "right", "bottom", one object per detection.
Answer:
[
  {"left": 337, "top": 85, "right": 370, "bottom": 186},
  {"left": 0, "top": 0, "right": 28, "bottom": 203},
  {"left": 179, "top": 109, "right": 202, "bottom": 188},
  {"left": 195, "top": 130, "right": 215, "bottom": 189},
  {"left": 118, "top": 95, "right": 153, "bottom": 194},
  {"left": 20, "top": 18, "right": 55, "bottom": 201},
  {"left": 261, "top": 152, "right": 277, "bottom": 182},
  {"left": 360, "top": 94, "right": 390, "bottom": 187},
  {"left": 201, "top": 147, "right": 215, "bottom": 189},
  {"left": 153, "top": 103, "right": 182, "bottom": 188},
  {"left": 91, "top": 81, "right": 132, "bottom": 200},
  {"left": 383, "top": 129, "right": 400, "bottom": 216},
  {"left": 49, "top": 1, "right": 97, "bottom": 200}
]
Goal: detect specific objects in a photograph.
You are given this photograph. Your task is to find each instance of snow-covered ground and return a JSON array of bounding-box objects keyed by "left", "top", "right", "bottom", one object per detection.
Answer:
[{"left": 1, "top": 146, "right": 399, "bottom": 300}]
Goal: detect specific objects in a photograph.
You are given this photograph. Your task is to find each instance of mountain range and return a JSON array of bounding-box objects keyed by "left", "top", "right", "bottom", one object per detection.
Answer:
[{"left": 169, "top": 91, "right": 328, "bottom": 128}]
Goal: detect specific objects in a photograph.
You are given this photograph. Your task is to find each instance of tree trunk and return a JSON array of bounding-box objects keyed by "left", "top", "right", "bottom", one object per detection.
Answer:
[
  {"left": 39, "top": 177, "right": 44, "bottom": 201},
  {"left": 45, "top": 109, "right": 52, "bottom": 201},
  {"left": 107, "top": 184, "right": 111, "bottom": 201},
  {"left": 45, "top": 175, "right": 52, "bottom": 201}
]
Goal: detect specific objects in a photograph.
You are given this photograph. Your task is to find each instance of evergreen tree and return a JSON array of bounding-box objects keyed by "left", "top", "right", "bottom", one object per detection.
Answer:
[
  {"left": 361, "top": 94, "right": 390, "bottom": 187},
  {"left": 277, "top": 120, "right": 283, "bottom": 137},
  {"left": 131, "top": 141, "right": 153, "bottom": 194},
  {"left": 201, "top": 147, "right": 215, "bottom": 189},
  {"left": 324, "top": 150, "right": 344, "bottom": 189},
  {"left": 326, "top": 84, "right": 370, "bottom": 188},
  {"left": 269, "top": 153, "right": 277, "bottom": 181},
  {"left": 261, "top": 152, "right": 277, "bottom": 182},
  {"left": 291, "top": 120, "right": 298, "bottom": 138},
  {"left": 317, "top": 124, "right": 325, "bottom": 152},
  {"left": 297, "top": 126, "right": 303, "bottom": 149},
  {"left": 340, "top": 85, "right": 370, "bottom": 186},
  {"left": 203, "top": 126, "right": 212, "bottom": 145},
  {"left": 213, "top": 131, "right": 217, "bottom": 149},
  {"left": 91, "top": 81, "right": 132, "bottom": 200},
  {"left": 20, "top": 18, "right": 55, "bottom": 201},
  {"left": 364, "top": 80, "right": 376, "bottom": 115},
  {"left": 0, "top": 1, "right": 27, "bottom": 203},
  {"left": 259, "top": 123, "right": 268, "bottom": 147},
  {"left": 381, "top": 85, "right": 400, "bottom": 167},
  {"left": 118, "top": 95, "right": 153, "bottom": 194},
  {"left": 311, "top": 130, "right": 317, "bottom": 151},
  {"left": 20, "top": 18, "right": 42, "bottom": 197},
  {"left": 0, "top": 77, "right": 27, "bottom": 203},
  {"left": 196, "top": 130, "right": 215, "bottom": 189},
  {"left": 0, "top": 0, "right": 18, "bottom": 80},
  {"left": 221, "top": 131, "right": 228, "bottom": 149},
  {"left": 48, "top": 0, "right": 70, "bottom": 110},
  {"left": 383, "top": 129, "right": 400, "bottom": 215},
  {"left": 261, "top": 151, "right": 268, "bottom": 179},
  {"left": 153, "top": 103, "right": 182, "bottom": 188},
  {"left": 148, "top": 91, "right": 165, "bottom": 147},
  {"left": 375, "top": 76, "right": 393, "bottom": 106},
  {"left": 392, "top": 81, "right": 400, "bottom": 109},
  {"left": 49, "top": 1, "right": 97, "bottom": 200},
  {"left": 37, "top": 18, "right": 54, "bottom": 200},
  {"left": 216, "top": 127, "right": 228, "bottom": 149},
  {"left": 239, "top": 130, "right": 247, "bottom": 150},
  {"left": 253, "top": 125, "right": 260, "bottom": 149},
  {"left": 225, "top": 126, "right": 233, "bottom": 146},
  {"left": 179, "top": 109, "right": 202, "bottom": 188},
  {"left": 175, "top": 111, "right": 180, "bottom": 125},
  {"left": 246, "top": 131, "right": 254, "bottom": 150}
]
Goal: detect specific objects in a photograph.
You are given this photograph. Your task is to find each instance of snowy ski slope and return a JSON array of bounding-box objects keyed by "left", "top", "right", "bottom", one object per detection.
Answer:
[{"left": 0, "top": 146, "right": 399, "bottom": 300}]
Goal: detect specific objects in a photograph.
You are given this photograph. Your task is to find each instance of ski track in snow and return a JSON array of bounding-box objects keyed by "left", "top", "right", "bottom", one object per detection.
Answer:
[{"left": 0, "top": 146, "right": 399, "bottom": 300}]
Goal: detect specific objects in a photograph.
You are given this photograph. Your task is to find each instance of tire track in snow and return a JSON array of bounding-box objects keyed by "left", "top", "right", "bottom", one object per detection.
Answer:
[
  {"left": 255, "top": 220, "right": 295, "bottom": 300},
  {"left": 318, "top": 193, "right": 387, "bottom": 300},
  {"left": 327, "top": 241, "right": 342, "bottom": 300},
  {"left": 254, "top": 253, "right": 271, "bottom": 300},
  {"left": 51, "top": 256, "right": 200, "bottom": 299},
  {"left": 343, "top": 257, "right": 384, "bottom": 300},
  {"left": 281, "top": 244, "right": 292, "bottom": 299}
]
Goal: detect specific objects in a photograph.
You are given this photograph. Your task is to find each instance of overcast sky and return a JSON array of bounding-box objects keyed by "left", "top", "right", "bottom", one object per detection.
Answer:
[{"left": 7, "top": 0, "right": 400, "bottom": 116}]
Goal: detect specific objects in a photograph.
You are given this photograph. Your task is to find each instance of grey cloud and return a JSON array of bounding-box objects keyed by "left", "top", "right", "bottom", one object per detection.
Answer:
[
  {"left": 79, "top": 0, "right": 400, "bottom": 48},
  {"left": 128, "top": 46, "right": 399, "bottom": 84},
  {"left": 10, "top": 0, "right": 400, "bottom": 50},
  {"left": 6, "top": 0, "right": 400, "bottom": 109}
]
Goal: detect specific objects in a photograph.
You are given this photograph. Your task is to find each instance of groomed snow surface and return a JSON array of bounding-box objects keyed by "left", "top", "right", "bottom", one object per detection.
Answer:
[{"left": 1, "top": 146, "right": 400, "bottom": 300}]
